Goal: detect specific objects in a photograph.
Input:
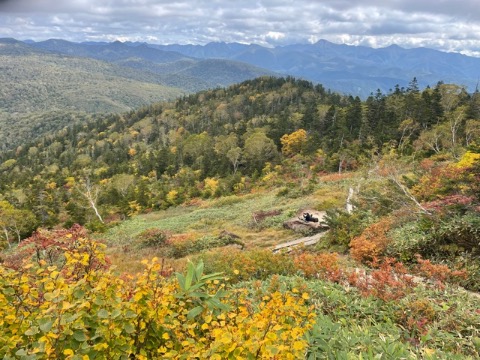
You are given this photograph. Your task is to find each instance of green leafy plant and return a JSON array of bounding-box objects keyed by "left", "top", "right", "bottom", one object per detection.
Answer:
[{"left": 175, "top": 260, "right": 229, "bottom": 319}]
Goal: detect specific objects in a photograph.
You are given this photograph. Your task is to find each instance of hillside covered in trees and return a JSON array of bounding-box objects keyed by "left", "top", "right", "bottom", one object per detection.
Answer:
[
  {"left": 1, "top": 76, "right": 480, "bottom": 358},
  {"left": 0, "top": 76, "right": 478, "bottom": 226}
]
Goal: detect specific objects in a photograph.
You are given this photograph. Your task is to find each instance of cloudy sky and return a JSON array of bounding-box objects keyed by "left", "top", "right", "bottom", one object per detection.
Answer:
[{"left": 1, "top": 0, "right": 480, "bottom": 56}]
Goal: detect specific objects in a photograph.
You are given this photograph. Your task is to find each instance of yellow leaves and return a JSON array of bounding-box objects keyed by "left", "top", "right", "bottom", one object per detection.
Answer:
[
  {"left": 45, "top": 181, "right": 57, "bottom": 190},
  {"left": 128, "top": 147, "right": 137, "bottom": 157},
  {"left": 166, "top": 189, "right": 179, "bottom": 205},
  {"left": 134, "top": 291, "right": 145, "bottom": 302},
  {"left": 280, "top": 128, "right": 308, "bottom": 157},
  {"left": 44, "top": 282, "right": 55, "bottom": 292},
  {"left": 456, "top": 151, "right": 480, "bottom": 168},
  {"left": 63, "top": 349, "right": 74, "bottom": 356},
  {"left": 20, "top": 284, "right": 30, "bottom": 294},
  {"left": 302, "top": 292, "right": 310, "bottom": 300},
  {"left": 0, "top": 239, "right": 315, "bottom": 360},
  {"left": 204, "top": 177, "right": 219, "bottom": 195},
  {"left": 47, "top": 332, "right": 58, "bottom": 339},
  {"left": 292, "top": 340, "right": 305, "bottom": 351},
  {"left": 93, "top": 343, "right": 108, "bottom": 351},
  {"left": 62, "top": 301, "right": 74, "bottom": 310},
  {"left": 5, "top": 314, "right": 16, "bottom": 324},
  {"left": 79, "top": 301, "right": 91, "bottom": 310},
  {"left": 266, "top": 332, "right": 277, "bottom": 341},
  {"left": 424, "top": 348, "right": 436, "bottom": 358}
]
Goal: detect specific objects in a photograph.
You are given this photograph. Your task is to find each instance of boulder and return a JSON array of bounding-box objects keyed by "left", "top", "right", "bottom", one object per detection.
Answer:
[{"left": 283, "top": 209, "right": 328, "bottom": 232}]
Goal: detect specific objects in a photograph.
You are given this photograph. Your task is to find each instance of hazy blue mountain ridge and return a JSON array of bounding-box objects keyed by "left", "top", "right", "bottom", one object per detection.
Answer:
[
  {"left": 6, "top": 37, "right": 480, "bottom": 98},
  {"left": 155, "top": 40, "right": 480, "bottom": 96}
]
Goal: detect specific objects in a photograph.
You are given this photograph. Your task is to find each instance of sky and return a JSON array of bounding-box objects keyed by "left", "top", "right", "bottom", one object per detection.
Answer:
[{"left": 1, "top": 0, "right": 480, "bottom": 56}]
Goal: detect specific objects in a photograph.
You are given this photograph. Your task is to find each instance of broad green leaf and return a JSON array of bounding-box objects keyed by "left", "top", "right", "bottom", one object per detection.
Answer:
[
  {"left": 125, "top": 310, "right": 137, "bottom": 319},
  {"left": 124, "top": 322, "right": 135, "bottom": 334},
  {"left": 195, "top": 260, "right": 204, "bottom": 281},
  {"left": 73, "top": 288, "right": 86, "bottom": 299},
  {"left": 176, "top": 273, "right": 186, "bottom": 291},
  {"left": 25, "top": 326, "right": 39, "bottom": 336},
  {"left": 185, "top": 262, "right": 195, "bottom": 291},
  {"left": 39, "top": 318, "right": 54, "bottom": 332},
  {"left": 111, "top": 308, "right": 122, "bottom": 319},
  {"left": 97, "top": 309, "right": 109, "bottom": 318},
  {"left": 73, "top": 330, "right": 87, "bottom": 342},
  {"left": 187, "top": 306, "right": 204, "bottom": 320}
]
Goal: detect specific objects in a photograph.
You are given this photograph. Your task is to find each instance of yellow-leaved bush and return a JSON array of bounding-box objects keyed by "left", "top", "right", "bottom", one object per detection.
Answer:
[{"left": 0, "top": 228, "right": 315, "bottom": 359}]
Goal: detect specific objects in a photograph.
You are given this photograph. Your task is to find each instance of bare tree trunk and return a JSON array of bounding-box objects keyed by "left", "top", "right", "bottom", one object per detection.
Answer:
[
  {"left": 77, "top": 178, "right": 104, "bottom": 224},
  {"left": 2, "top": 227, "right": 11, "bottom": 248},
  {"left": 346, "top": 187, "right": 355, "bottom": 214},
  {"left": 389, "top": 175, "right": 431, "bottom": 215}
]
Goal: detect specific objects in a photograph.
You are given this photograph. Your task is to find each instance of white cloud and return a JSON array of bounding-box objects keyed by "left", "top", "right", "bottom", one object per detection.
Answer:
[{"left": 0, "top": 0, "right": 479, "bottom": 56}]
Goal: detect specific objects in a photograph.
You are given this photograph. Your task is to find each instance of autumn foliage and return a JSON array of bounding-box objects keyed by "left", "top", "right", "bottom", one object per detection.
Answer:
[
  {"left": 293, "top": 252, "right": 343, "bottom": 282},
  {"left": 348, "top": 258, "right": 415, "bottom": 302},
  {"left": 349, "top": 218, "right": 393, "bottom": 263},
  {"left": 0, "top": 227, "right": 315, "bottom": 359}
]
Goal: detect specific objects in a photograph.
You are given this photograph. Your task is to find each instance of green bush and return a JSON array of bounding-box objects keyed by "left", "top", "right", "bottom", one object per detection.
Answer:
[
  {"left": 322, "top": 209, "right": 372, "bottom": 249},
  {"left": 135, "top": 228, "right": 170, "bottom": 248}
]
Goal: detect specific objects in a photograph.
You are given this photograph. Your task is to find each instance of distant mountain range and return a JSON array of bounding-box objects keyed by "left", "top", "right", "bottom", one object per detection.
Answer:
[
  {"left": 152, "top": 40, "right": 480, "bottom": 97},
  {"left": 2, "top": 36, "right": 480, "bottom": 111},
  {"left": 0, "top": 38, "right": 275, "bottom": 113},
  {"left": 20, "top": 38, "right": 480, "bottom": 98},
  {"left": 23, "top": 38, "right": 276, "bottom": 93}
]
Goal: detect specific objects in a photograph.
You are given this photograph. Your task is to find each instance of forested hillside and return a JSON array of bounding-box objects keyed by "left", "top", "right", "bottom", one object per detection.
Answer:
[
  {"left": 1, "top": 76, "right": 480, "bottom": 358},
  {"left": 0, "top": 38, "right": 276, "bottom": 149},
  {"left": 0, "top": 39, "right": 185, "bottom": 113},
  {"left": 0, "top": 76, "right": 478, "bottom": 229}
]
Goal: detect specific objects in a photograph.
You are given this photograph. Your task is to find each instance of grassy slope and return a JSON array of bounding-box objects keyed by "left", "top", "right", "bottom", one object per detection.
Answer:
[{"left": 102, "top": 176, "right": 352, "bottom": 273}]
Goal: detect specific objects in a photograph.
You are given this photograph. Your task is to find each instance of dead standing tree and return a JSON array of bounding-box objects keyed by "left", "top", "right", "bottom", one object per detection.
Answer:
[{"left": 76, "top": 177, "right": 104, "bottom": 224}]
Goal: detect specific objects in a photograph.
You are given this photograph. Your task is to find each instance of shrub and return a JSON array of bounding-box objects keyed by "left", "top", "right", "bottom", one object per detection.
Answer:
[
  {"left": 2, "top": 224, "right": 110, "bottom": 275},
  {"left": 414, "top": 254, "right": 467, "bottom": 288},
  {"left": 167, "top": 234, "right": 244, "bottom": 259},
  {"left": 134, "top": 228, "right": 170, "bottom": 248},
  {"left": 349, "top": 217, "right": 393, "bottom": 263},
  {"left": 348, "top": 258, "right": 416, "bottom": 302},
  {"left": 0, "top": 242, "right": 315, "bottom": 358},
  {"left": 292, "top": 252, "right": 343, "bottom": 282},
  {"left": 322, "top": 209, "right": 372, "bottom": 249},
  {"left": 199, "top": 248, "right": 296, "bottom": 282},
  {"left": 395, "top": 298, "right": 437, "bottom": 341},
  {"left": 386, "top": 221, "right": 430, "bottom": 262}
]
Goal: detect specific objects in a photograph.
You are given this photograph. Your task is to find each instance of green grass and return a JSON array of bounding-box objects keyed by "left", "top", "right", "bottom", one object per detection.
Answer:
[{"left": 102, "top": 181, "right": 350, "bottom": 247}]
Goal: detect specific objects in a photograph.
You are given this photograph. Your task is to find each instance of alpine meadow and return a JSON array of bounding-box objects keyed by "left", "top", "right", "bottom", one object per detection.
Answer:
[{"left": 0, "top": 37, "right": 480, "bottom": 359}]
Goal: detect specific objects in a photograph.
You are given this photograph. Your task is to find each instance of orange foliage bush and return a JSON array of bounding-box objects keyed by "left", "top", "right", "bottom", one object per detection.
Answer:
[
  {"left": 349, "top": 218, "right": 393, "bottom": 263},
  {"left": 293, "top": 252, "right": 343, "bottom": 282},
  {"left": 348, "top": 258, "right": 415, "bottom": 302},
  {"left": 414, "top": 254, "right": 468, "bottom": 289}
]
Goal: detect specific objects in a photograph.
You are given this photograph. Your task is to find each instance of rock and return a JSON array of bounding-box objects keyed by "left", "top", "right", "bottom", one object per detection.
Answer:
[{"left": 283, "top": 209, "right": 328, "bottom": 232}]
